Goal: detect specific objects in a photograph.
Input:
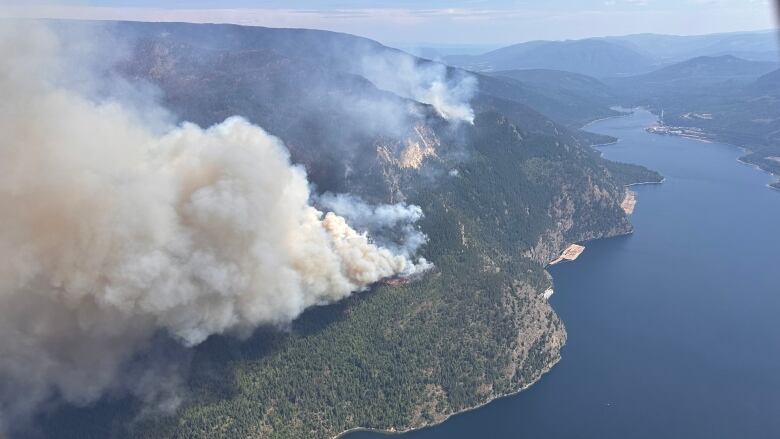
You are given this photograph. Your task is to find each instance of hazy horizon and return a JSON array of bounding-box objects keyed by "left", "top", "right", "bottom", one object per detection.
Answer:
[{"left": 1, "top": 0, "right": 777, "bottom": 46}]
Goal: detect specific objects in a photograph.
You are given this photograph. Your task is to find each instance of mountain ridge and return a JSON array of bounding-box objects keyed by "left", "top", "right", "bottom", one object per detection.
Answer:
[
  {"left": 442, "top": 30, "right": 778, "bottom": 77},
  {"left": 445, "top": 38, "right": 655, "bottom": 77},
  {"left": 29, "top": 20, "right": 662, "bottom": 439}
]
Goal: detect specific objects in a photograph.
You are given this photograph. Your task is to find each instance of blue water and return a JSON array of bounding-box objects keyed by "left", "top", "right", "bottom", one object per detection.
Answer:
[{"left": 349, "top": 109, "right": 780, "bottom": 439}]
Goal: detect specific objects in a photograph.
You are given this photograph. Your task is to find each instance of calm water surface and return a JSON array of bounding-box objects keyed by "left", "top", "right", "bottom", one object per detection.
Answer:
[{"left": 349, "top": 109, "right": 780, "bottom": 439}]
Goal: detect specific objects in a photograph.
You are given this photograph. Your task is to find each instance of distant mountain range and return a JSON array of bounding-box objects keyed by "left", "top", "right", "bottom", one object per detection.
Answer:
[
  {"left": 447, "top": 43, "right": 780, "bottom": 186},
  {"left": 603, "top": 31, "right": 780, "bottom": 64},
  {"left": 445, "top": 39, "right": 655, "bottom": 77},
  {"left": 444, "top": 30, "right": 779, "bottom": 77},
  {"left": 620, "top": 55, "right": 777, "bottom": 84},
  {"left": 473, "top": 54, "right": 774, "bottom": 130},
  {"left": 605, "top": 55, "right": 779, "bottom": 94}
]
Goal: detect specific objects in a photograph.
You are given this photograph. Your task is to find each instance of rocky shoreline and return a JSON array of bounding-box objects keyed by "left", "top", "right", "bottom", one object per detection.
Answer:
[
  {"left": 330, "top": 110, "right": 655, "bottom": 439},
  {"left": 331, "top": 223, "right": 635, "bottom": 439},
  {"left": 332, "top": 353, "right": 562, "bottom": 439}
]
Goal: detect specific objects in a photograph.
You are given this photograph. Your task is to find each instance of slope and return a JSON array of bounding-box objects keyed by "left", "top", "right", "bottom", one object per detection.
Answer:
[
  {"left": 31, "top": 21, "right": 660, "bottom": 439},
  {"left": 481, "top": 69, "right": 620, "bottom": 127}
]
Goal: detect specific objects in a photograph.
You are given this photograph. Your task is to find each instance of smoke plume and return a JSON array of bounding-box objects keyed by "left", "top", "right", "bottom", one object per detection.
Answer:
[
  {"left": 0, "top": 22, "right": 427, "bottom": 424},
  {"left": 359, "top": 51, "right": 476, "bottom": 123},
  {"left": 316, "top": 193, "right": 432, "bottom": 273}
]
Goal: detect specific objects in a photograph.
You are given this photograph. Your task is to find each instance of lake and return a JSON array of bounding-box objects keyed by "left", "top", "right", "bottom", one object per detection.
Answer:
[{"left": 348, "top": 109, "right": 780, "bottom": 439}]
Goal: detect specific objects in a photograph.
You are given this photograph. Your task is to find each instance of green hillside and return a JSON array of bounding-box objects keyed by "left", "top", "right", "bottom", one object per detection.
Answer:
[{"left": 33, "top": 21, "right": 660, "bottom": 439}]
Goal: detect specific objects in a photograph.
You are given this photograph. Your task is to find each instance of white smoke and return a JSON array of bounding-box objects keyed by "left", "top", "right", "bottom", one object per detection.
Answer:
[
  {"left": 0, "top": 23, "right": 427, "bottom": 423},
  {"left": 317, "top": 193, "right": 433, "bottom": 275},
  {"left": 359, "top": 51, "right": 476, "bottom": 124}
]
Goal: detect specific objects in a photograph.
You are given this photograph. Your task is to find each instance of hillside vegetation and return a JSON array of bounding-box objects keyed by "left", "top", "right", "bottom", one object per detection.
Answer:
[{"left": 32, "top": 21, "right": 661, "bottom": 439}]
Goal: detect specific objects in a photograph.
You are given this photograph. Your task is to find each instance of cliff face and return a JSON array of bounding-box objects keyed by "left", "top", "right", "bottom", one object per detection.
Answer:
[
  {"left": 37, "top": 22, "right": 642, "bottom": 439},
  {"left": 527, "top": 185, "right": 633, "bottom": 266}
]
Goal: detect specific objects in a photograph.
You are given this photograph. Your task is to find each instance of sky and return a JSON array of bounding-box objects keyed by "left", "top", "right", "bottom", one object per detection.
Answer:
[{"left": 1, "top": 0, "right": 777, "bottom": 46}]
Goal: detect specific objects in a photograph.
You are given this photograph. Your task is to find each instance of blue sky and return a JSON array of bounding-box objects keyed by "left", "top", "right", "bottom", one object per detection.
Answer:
[{"left": 2, "top": 0, "right": 777, "bottom": 45}]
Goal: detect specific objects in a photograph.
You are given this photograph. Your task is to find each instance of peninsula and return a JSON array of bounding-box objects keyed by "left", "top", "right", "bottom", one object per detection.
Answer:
[{"left": 549, "top": 244, "right": 586, "bottom": 265}]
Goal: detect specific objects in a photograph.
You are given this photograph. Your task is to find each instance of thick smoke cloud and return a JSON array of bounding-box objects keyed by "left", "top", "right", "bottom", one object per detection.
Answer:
[
  {"left": 0, "top": 23, "right": 428, "bottom": 425},
  {"left": 359, "top": 51, "right": 476, "bottom": 123}
]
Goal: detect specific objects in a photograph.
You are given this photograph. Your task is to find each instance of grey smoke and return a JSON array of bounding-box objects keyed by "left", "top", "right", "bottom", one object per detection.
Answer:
[
  {"left": 359, "top": 51, "right": 476, "bottom": 123},
  {"left": 0, "top": 22, "right": 428, "bottom": 425}
]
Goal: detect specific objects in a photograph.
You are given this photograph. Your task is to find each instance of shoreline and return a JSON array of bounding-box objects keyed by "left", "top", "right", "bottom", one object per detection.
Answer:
[
  {"left": 580, "top": 110, "right": 635, "bottom": 147},
  {"left": 333, "top": 224, "right": 639, "bottom": 439},
  {"left": 602, "top": 106, "right": 777, "bottom": 190},
  {"left": 627, "top": 178, "right": 666, "bottom": 187},
  {"left": 549, "top": 244, "right": 586, "bottom": 265},
  {"left": 642, "top": 109, "right": 780, "bottom": 190},
  {"left": 591, "top": 139, "right": 619, "bottom": 148},
  {"left": 657, "top": 130, "right": 780, "bottom": 191},
  {"left": 736, "top": 157, "right": 780, "bottom": 190},
  {"left": 332, "top": 109, "right": 693, "bottom": 439},
  {"left": 332, "top": 355, "right": 562, "bottom": 439},
  {"left": 580, "top": 107, "right": 637, "bottom": 130},
  {"left": 334, "top": 110, "right": 652, "bottom": 439}
]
